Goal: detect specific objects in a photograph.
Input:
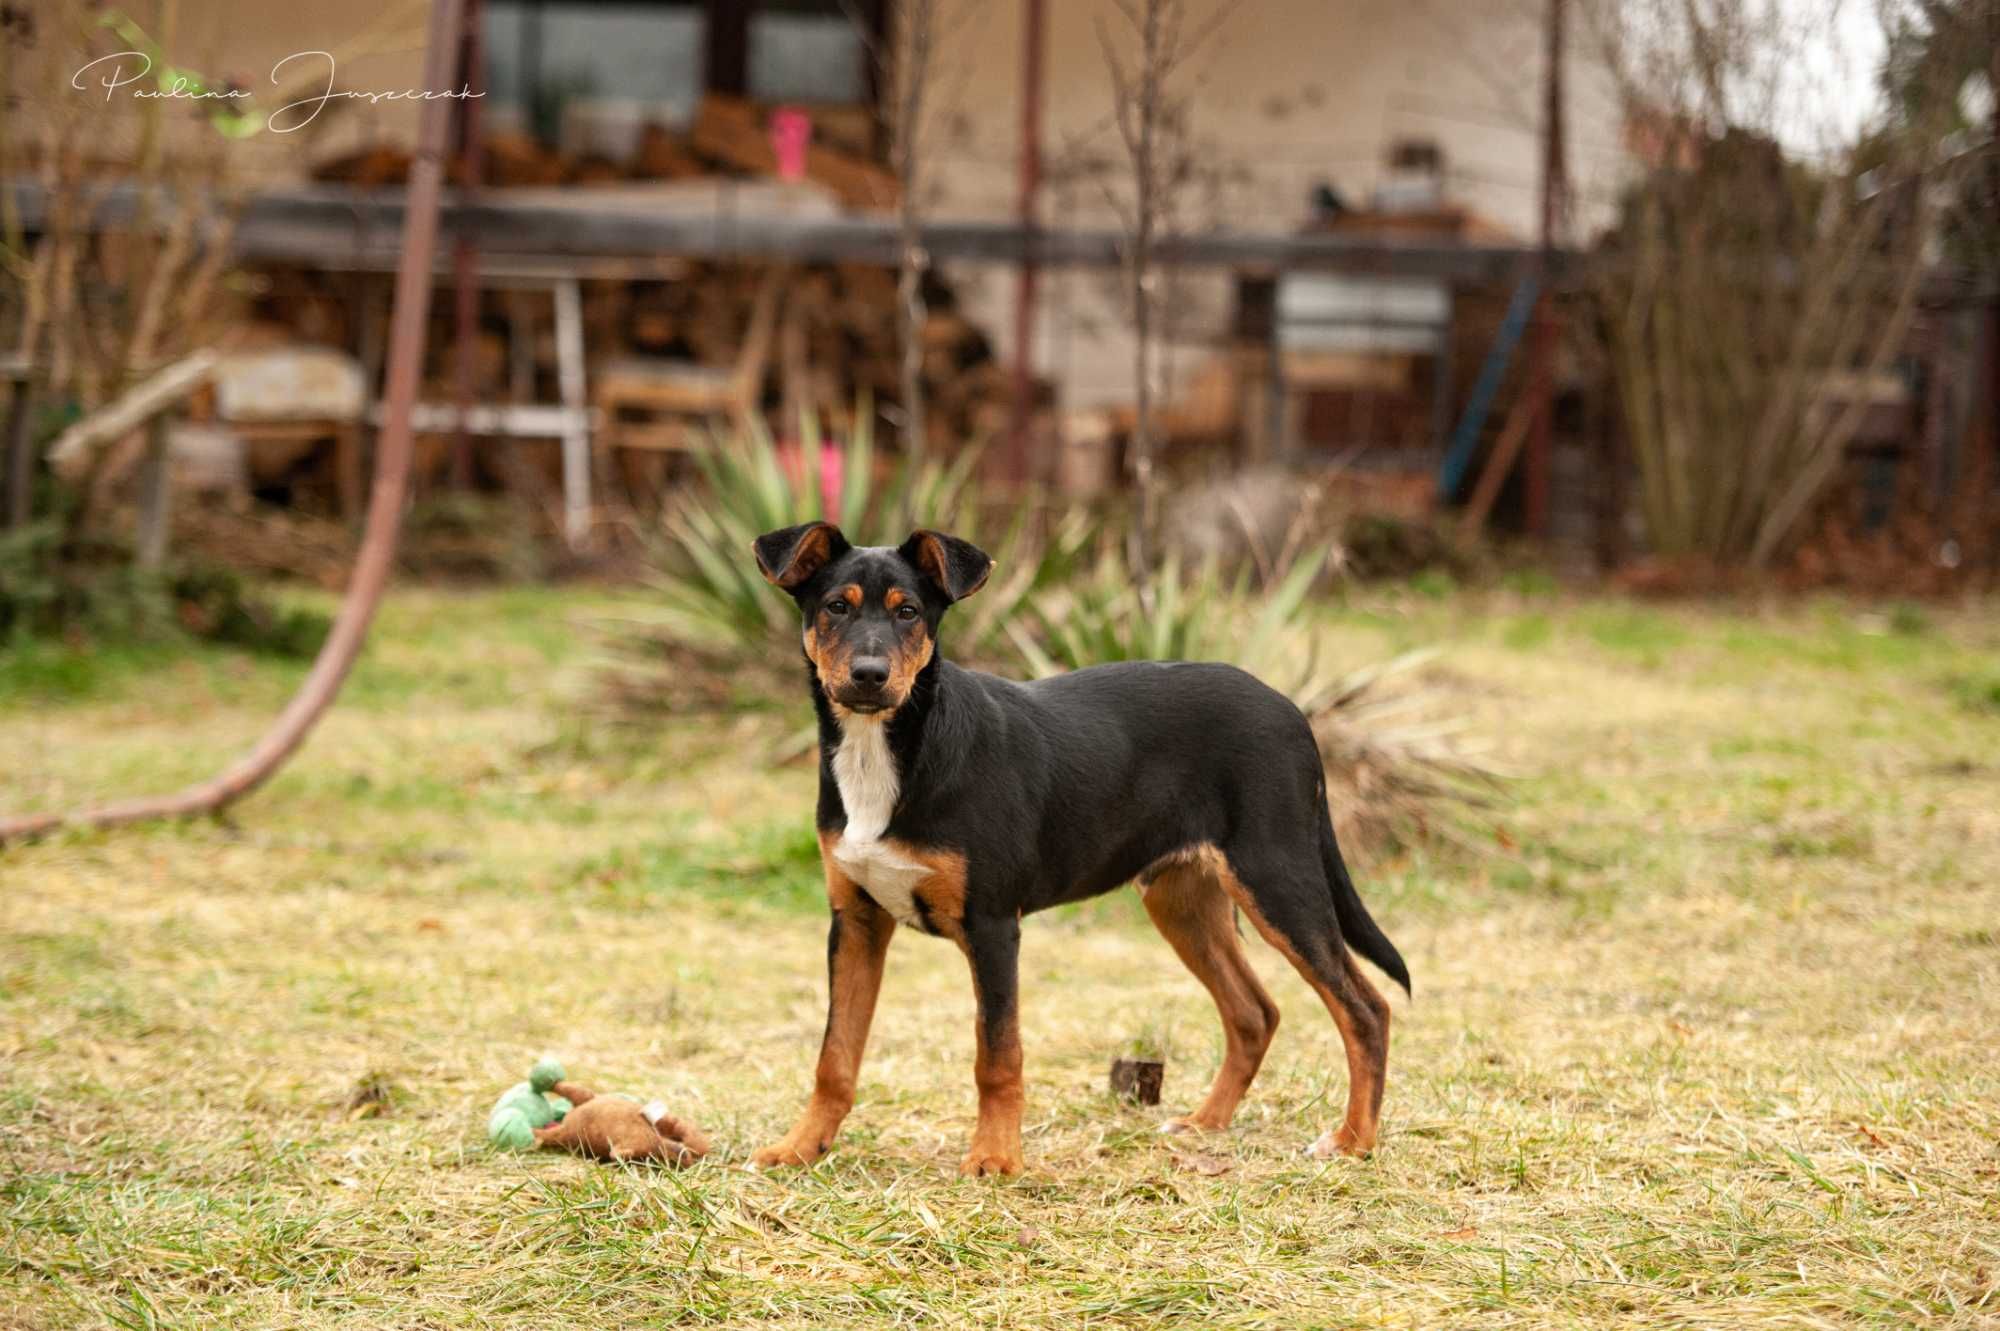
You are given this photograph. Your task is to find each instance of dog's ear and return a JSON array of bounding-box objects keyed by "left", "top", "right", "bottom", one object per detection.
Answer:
[
  {"left": 754, "top": 521, "right": 850, "bottom": 590},
  {"left": 898, "top": 529, "right": 994, "bottom": 604}
]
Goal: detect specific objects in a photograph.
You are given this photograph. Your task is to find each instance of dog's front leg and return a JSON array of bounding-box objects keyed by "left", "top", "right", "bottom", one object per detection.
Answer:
[
  {"left": 752, "top": 884, "right": 895, "bottom": 1168},
  {"left": 957, "top": 912, "right": 1024, "bottom": 1177}
]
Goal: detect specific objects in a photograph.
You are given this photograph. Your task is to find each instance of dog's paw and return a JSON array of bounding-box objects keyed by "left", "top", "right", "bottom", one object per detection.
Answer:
[
  {"left": 957, "top": 1148, "right": 1024, "bottom": 1178},
  {"left": 750, "top": 1138, "right": 827, "bottom": 1169},
  {"left": 1304, "top": 1126, "right": 1373, "bottom": 1160},
  {"left": 1158, "top": 1114, "right": 1226, "bottom": 1136}
]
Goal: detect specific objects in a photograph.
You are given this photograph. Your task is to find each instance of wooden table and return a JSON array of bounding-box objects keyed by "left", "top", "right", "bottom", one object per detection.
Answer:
[{"left": 333, "top": 254, "right": 688, "bottom": 548}]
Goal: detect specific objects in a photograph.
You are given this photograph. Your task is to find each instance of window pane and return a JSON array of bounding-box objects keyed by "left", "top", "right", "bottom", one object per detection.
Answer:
[
  {"left": 487, "top": 3, "right": 707, "bottom": 130},
  {"left": 748, "top": 12, "right": 866, "bottom": 103}
]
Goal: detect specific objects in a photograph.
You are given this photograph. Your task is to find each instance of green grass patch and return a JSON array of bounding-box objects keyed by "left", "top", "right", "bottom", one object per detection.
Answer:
[
  {"left": 4, "top": 585, "right": 1999, "bottom": 1329},
  {"left": 576, "top": 816, "right": 825, "bottom": 915},
  {"left": 1947, "top": 669, "right": 2000, "bottom": 714},
  {"left": 1578, "top": 604, "right": 1688, "bottom": 662}
]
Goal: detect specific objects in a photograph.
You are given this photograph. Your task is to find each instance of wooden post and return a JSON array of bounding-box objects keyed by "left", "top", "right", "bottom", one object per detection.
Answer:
[
  {"left": 334, "top": 423, "right": 365, "bottom": 523},
  {"left": 1593, "top": 366, "right": 1626, "bottom": 572},
  {"left": 3, "top": 375, "right": 32, "bottom": 529},
  {"left": 705, "top": 0, "right": 750, "bottom": 97},
  {"left": 1459, "top": 387, "right": 1541, "bottom": 543},
  {"left": 554, "top": 275, "right": 591, "bottom": 549},
  {"left": 135, "top": 415, "right": 172, "bottom": 569}
]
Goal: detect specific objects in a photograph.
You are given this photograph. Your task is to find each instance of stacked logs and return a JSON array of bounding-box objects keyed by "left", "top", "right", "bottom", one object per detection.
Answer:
[
  {"left": 603, "top": 261, "right": 1015, "bottom": 452},
  {"left": 248, "top": 258, "right": 1025, "bottom": 458},
  {"left": 314, "top": 95, "right": 896, "bottom": 209}
]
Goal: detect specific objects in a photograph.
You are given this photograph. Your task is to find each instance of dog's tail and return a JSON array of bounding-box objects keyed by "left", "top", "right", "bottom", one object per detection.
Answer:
[{"left": 1319, "top": 811, "right": 1411, "bottom": 996}]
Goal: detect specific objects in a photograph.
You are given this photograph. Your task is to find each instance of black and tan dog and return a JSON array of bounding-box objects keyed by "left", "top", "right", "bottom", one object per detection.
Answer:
[{"left": 748, "top": 522, "right": 1410, "bottom": 1176}]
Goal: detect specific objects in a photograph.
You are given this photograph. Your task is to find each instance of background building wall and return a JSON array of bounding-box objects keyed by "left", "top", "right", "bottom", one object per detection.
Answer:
[
  {"left": 912, "top": 0, "right": 1628, "bottom": 411},
  {"left": 32, "top": 0, "right": 1631, "bottom": 415}
]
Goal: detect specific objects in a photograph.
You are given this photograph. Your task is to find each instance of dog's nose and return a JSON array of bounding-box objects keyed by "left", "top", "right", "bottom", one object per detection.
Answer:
[{"left": 850, "top": 657, "right": 891, "bottom": 689}]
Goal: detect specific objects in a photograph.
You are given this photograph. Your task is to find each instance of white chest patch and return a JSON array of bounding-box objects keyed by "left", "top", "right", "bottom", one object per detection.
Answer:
[{"left": 829, "top": 715, "right": 929, "bottom": 927}]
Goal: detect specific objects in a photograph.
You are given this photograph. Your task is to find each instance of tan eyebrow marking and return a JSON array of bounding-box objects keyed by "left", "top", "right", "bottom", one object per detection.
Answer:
[{"left": 885, "top": 588, "right": 911, "bottom": 611}]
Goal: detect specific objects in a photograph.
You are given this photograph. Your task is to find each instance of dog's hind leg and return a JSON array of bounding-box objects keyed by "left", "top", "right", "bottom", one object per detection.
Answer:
[
  {"left": 1140, "top": 855, "right": 1281, "bottom": 1133},
  {"left": 1212, "top": 843, "right": 1391, "bottom": 1158}
]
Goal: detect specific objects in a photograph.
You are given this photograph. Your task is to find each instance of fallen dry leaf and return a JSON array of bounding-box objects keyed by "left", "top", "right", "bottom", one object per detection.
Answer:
[{"left": 1169, "top": 1150, "right": 1233, "bottom": 1176}]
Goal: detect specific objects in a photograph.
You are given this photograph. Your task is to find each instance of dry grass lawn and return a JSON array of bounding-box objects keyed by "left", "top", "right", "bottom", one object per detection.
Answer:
[{"left": 3, "top": 584, "right": 1998, "bottom": 1328}]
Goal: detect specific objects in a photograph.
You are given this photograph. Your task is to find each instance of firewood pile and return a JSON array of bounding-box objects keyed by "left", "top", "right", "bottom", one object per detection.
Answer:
[
  {"left": 292, "top": 92, "right": 1051, "bottom": 468},
  {"left": 313, "top": 94, "right": 898, "bottom": 211},
  {"left": 248, "top": 255, "right": 1020, "bottom": 456},
  {"left": 606, "top": 260, "right": 1024, "bottom": 451}
]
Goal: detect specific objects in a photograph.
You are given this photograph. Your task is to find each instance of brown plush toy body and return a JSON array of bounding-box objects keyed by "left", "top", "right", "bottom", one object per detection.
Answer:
[{"left": 532, "top": 1081, "right": 712, "bottom": 1165}]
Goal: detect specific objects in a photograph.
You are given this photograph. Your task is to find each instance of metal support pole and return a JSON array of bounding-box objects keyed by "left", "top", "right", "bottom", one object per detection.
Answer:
[
  {"left": 1007, "top": 0, "right": 1047, "bottom": 488},
  {"left": 1983, "top": 29, "right": 2000, "bottom": 570},
  {"left": 1525, "top": 0, "right": 1567, "bottom": 538},
  {"left": 554, "top": 276, "right": 591, "bottom": 548},
  {"left": 450, "top": 0, "right": 485, "bottom": 490}
]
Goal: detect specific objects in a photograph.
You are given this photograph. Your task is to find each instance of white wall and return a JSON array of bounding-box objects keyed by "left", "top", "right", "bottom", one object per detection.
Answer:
[
  {"left": 36, "top": 0, "right": 1632, "bottom": 412},
  {"left": 911, "top": 0, "right": 1629, "bottom": 408}
]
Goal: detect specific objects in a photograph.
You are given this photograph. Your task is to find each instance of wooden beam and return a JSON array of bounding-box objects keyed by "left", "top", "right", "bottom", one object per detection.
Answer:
[
  {"left": 44, "top": 348, "right": 220, "bottom": 477},
  {"left": 1457, "top": 387, "right": 1542, "bottom": 542},
  {"left": 0, "top": 180, "right": 1558, "bottom": 283}
]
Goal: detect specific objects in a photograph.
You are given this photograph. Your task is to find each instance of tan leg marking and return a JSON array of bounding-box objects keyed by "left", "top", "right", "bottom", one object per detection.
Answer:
[
  {"left": 1140, "top": 852, "right": 1281, "bottom": 1133},
  {"left": 959, "top": 993, "right": 1024, "bottom": 1177},
  {"left": 1201, "top": 845, "right": 1390, "bottom": 1157},
  {"left": 751, "top": 833, "right": 896, "bottom": 1168}
]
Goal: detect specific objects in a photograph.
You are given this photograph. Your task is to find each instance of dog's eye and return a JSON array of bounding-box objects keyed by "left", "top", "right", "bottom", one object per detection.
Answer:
[
  {"left": 825, "top": 599, "right": 850, "bottom": 616},
  {"left": 895, "top": 604, "right": 920, "bottom": 622}
]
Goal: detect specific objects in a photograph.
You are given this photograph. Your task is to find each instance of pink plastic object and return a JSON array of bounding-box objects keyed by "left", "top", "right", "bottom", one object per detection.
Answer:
[
  {"left": 819, "top": 438, "right": 844, "bottom": 518},
  {"left": 770, "top": 107, "right": 812, "bottom": 181}
]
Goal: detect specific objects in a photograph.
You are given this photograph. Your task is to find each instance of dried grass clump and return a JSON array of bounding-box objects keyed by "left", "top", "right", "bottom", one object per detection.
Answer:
[
  {"left": 1300, "top": 652, "right": 1505, "bottom": 862},
  {"left": 1010, "top": 548, "right": 1505, "bottom": 861},
  {"left": 7, "top": 586, "right": 1999, "bottom": 1329}
]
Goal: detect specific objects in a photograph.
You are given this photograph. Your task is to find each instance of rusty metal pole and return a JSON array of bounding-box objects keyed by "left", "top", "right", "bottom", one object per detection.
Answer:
[
  {"left": 1524, "top": 0, "right": 1566, "bottom": 538},
  {"left": 0, "top": 0, "right": 462, "bottom": 844},
  {"left": 1984, "top": 24, "right": 2000, "bottom": 571},
  {"left": 1006, "top": 0, "right": 1047, "bottom": 488},
  {"left": 450, "top": 0, "right": 485, "bottom": 490}
]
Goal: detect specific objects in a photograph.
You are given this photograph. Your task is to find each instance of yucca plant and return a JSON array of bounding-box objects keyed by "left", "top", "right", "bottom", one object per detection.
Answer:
[
  {"left": 645, "top": 410, "right": 980, "bottom": 658},
  {"left": 1304, "top": 651, "right": 1503, "bottom": 858},
  {"left": 1004, "top": 543, "right": 1326, "bottom": 679},
  {"left": 1002, "top": 542, "right": 1501, "bottom": 860},
  {"left": 602, "top": 413, "right": 1094, "bottom": 716}
]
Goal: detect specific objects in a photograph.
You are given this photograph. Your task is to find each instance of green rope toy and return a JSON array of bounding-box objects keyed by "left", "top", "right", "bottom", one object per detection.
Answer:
[{"left": 485, "top": 1055, "right": 573, "bottom": 1150}]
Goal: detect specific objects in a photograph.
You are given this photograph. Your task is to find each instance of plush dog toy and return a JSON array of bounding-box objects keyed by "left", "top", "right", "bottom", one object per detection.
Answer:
[{"left": 487, "top": 1058, "right": 710, "bottom": 1166}]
